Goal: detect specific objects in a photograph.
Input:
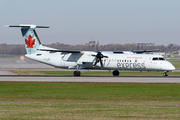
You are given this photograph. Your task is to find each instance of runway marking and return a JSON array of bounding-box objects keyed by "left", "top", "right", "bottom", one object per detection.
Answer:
[{"left": 0, "top": 101, "right": 180, "bottom": 106}]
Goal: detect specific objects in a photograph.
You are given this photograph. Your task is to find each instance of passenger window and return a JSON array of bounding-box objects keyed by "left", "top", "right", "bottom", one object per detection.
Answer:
[
  {"left": 122, "top": 60, "right": 124, "bottom": 62},
  {"left": 152, "top": 58, "right": 158, "bottom": 61}
]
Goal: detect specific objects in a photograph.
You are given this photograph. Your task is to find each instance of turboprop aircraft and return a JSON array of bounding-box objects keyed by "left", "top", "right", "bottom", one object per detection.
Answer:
[{"left": 6, "top": 24, "right": 175, "bottom": 76}]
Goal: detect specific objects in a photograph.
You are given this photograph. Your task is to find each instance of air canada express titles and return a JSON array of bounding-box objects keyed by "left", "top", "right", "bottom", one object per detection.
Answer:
[{"left": 117, "top": 62, "right": 146, "bottom": 69}]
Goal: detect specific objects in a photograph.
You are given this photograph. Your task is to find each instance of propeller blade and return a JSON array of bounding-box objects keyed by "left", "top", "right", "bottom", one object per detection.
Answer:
[
  {"left": 101, "top": 45, "right": 106, "bottom": 51},
  {"left": 93, "top": 58, "right": 99, "bottom": 67},
  {"left": 99, "top": 58, "right": 103, "bottom": 69},
  {"left": 96, "top": 44, "right": 99, "bottom": 51},
  {"left": 103, "top": 55, "right": 108, "bottom": 58}
]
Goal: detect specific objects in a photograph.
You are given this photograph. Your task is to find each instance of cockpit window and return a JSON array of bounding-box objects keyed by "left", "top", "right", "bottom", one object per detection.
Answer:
[
  {"left": 152, "top": 58, "right": 158, "bottom": 60},
  {"left": 159, "top": 57, "right": 165, "bottom": 60},
  {"left": 152, "top": 57, "right": 166, "bottom": 61}
]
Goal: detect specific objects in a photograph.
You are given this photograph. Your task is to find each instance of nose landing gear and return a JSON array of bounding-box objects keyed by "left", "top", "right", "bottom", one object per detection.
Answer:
[{"left": 163, "top": 71, "right": 168, "bottom": 77}]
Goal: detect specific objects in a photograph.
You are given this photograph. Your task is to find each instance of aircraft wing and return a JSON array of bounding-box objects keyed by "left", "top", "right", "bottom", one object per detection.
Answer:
[
  {"left": 38, "top": 49, "right": 160, "bottom": 54},
  {"left": 38, "top": 49, "right": 83, "bottom": 53},
  {"left": 132, "top": 50, "right": 160, "bottom": 54}
]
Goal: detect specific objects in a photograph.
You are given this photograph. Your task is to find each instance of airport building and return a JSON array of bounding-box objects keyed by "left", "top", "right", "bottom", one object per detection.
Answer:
[
  {"left": 137, "top": 43, "right": 155, "bottom": 46},
  {"left": 83, "top": 40, "right": 99, "bottom": 46}
]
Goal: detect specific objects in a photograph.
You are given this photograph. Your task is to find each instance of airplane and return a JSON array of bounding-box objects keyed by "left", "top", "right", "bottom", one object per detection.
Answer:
[{"left": 6, "top": 24, "right": 175, "bottom": 76}]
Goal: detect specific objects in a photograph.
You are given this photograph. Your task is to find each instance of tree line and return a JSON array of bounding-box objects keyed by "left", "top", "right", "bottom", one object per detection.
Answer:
[{"left": 0, "top": 43, "right": 179, "bottom": 55}]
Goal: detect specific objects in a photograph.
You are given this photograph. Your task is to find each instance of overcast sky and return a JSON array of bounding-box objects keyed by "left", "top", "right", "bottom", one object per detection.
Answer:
[{"left": 1, "top": 0, "right": 180, "bottom": 45}]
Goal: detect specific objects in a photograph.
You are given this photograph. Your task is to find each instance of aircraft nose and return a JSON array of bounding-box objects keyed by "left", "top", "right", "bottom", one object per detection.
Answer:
[
  {"left": 170, "top": 64, "right": 175, "bottom": 71},
  {"left": 167, "top": 62, "right": 175, "bottom": 71}
]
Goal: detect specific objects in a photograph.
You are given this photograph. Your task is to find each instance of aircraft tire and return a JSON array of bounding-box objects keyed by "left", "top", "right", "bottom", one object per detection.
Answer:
[
  {"left": 163, "top": 72, "right": 168, "bottom": 77},
  {"left": 74, "top": 71, "right": 81, "bottom": 76},
  {"left": 113, "top": 70, "right": 119, "bottom": 76}
]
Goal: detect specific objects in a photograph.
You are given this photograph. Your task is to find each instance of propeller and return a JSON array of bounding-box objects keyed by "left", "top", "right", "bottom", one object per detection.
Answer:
[{"left": 92, "top": 45, "right": 108, "bottom": 69}]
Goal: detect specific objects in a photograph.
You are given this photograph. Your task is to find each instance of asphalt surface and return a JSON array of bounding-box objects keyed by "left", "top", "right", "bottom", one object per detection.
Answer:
[
  {"left": 0, "top": 75, "right": 180, "bottom": 83},
  {"left": 0, "top": 57, "right": 53, "bottom": 69},
  {"left": 0, "top": 70, "right": 16, "bottom": 75}
]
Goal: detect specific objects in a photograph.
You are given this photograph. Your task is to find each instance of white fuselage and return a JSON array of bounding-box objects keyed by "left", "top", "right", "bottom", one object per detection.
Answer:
[{"left": 25, "top": 51, "right": 175, "bottom": 72}]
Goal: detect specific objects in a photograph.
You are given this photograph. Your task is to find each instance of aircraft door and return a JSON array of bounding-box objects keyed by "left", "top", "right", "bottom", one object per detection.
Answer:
[
  {"left": 149, "top": 57, "right": 153, "bottom": 64},
  {"left": 60, "top": 54, "right": 65, "bottom": 66}
]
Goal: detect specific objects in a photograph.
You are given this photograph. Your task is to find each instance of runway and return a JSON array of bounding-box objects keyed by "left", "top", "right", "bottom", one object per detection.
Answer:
[{"left": 0, "top": 75, "right": 180, "bottom": 83}]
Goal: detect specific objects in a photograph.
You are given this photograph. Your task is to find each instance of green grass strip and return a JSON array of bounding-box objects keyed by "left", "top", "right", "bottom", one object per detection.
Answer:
[
  {"left": 1, "top": 83, "right": 180, "bottom": 119},
  {"left": 1, "top": 83, "right": 180, "bottom": 104}
]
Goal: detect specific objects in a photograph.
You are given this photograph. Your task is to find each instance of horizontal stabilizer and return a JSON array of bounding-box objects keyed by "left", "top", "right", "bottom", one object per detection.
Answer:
[{"left": 5, "top": 24, "right": 49, "bottom": 28}]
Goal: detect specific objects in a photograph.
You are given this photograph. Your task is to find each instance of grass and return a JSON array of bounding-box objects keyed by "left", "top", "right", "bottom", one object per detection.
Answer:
[
  {"left": 11, "top": 70, "right": 180, "bottom": 76},
  {"left": 0, "top": 82, "right": 180, "bottom": 104},
  {"left": 1, "top": 103, "right": 180, "bottom": 120},
  {"left": 1, "top": 83, "right": 180, "bottom": 119},
  {"left": 1, "top": 83, "right": 180, "bottom": 104}
]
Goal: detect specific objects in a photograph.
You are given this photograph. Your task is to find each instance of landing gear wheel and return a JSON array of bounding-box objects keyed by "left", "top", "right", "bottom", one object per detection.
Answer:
[
  {"left": 74, "top": 71, "right": 81, "bottom": 76},
  {"left": 112, "top": 70, "right": 119, "bottom": 76},
  {"left": 163, "top": 72, "right": 168, "bottom": 77}
]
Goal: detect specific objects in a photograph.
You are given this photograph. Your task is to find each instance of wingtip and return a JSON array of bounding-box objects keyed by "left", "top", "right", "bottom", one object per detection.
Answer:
[{"left": 4, "top": 25, "right": 9, "bottom": 28}]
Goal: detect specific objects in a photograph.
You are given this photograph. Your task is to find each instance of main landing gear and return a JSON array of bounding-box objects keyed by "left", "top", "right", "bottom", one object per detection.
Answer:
[
  {"left": 74, "top": 70, "right": 120, "bottom": 76},
  {"left": 112, "top": 70, "right": 119, "bottom": 76},
  {"left": 74, "top": 71, "right": 81, "bottom": 76},
  {"left": 163, "top": 71, "right": 168, "bottom": 77},
  {"left": 74, "top": 64, "right": 81, "bottom": 76}
]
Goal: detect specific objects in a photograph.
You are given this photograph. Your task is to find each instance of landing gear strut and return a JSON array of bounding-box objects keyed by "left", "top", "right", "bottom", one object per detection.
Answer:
[
  {"left": 74, "top": 64, "right": 81, "bottom": 76},
  {"left": 113, "top": 70, "right": 119, "bottom": 76},
  {"left": 74, "top": 71, "right": 81, "bottom": 76},
  {"left": 163, "top": 71, "right": 168, "bottom": 77}
]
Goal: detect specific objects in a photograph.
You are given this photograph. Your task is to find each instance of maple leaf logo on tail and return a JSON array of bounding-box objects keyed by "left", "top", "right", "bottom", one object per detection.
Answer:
[{"left": 25, "top": 35, "right": 35, "bottom": 48}]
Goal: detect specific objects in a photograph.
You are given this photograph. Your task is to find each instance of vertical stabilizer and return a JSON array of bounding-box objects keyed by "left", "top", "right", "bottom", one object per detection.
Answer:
[{"left": 7, "top": 24, "right": 49, "bottom": 54}]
